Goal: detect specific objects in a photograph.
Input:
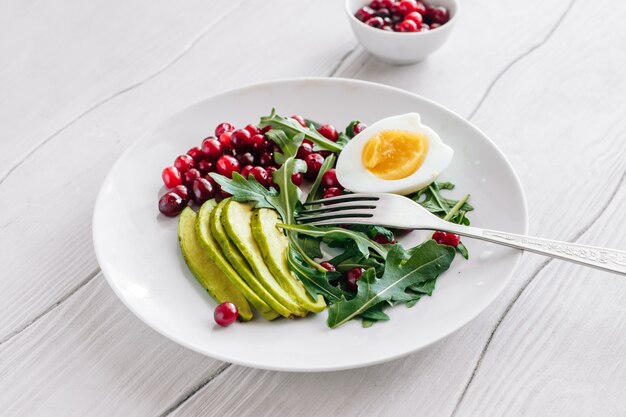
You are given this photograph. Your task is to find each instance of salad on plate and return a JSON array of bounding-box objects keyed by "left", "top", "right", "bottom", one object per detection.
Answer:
[{"left": 158, "top": 109, "right": 474, "bottom": 329}]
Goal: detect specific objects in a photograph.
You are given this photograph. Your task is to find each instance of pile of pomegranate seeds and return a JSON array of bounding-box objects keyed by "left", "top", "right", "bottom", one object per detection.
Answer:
[
  {"left": 354, "top": 0, "right": 450, "bottom": 33},
  {"left": 158, "top": 116, "right": 357, "bottom": 217}
]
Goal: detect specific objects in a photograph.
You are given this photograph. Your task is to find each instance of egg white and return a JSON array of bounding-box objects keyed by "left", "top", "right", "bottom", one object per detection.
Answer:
[{"left": 336, "top": 113, "right": 453, "bottom": 195}]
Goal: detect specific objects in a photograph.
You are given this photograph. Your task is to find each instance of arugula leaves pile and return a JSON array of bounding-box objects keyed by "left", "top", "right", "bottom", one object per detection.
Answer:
[{"left": 211, "top": 109, "right": 473, "bottom": 328}]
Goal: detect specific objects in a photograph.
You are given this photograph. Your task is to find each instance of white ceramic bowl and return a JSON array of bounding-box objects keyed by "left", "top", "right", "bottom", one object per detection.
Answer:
[{"left": 345, "top": 0, "right": 459, "bottom": 64}]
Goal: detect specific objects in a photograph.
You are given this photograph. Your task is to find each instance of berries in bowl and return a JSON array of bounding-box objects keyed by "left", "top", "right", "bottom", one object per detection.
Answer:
[{"left": 345, "top": 0, "right": 459, "bottom": 64}]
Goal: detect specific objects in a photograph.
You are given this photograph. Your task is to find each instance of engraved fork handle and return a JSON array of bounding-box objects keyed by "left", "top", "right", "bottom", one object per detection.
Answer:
[{"left": 437, "top": 223, "right": 626, "bottom": 276}]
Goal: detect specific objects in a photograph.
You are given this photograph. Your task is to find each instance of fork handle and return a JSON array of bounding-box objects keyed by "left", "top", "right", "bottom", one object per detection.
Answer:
[{"left": 439, "top": 224, "right": 626, "bottom": 276}]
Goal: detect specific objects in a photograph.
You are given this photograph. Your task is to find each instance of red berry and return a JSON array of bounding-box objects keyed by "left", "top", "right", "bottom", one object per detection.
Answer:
[
  {"left": 375, "top": 7, "right": 390, "bottom": 18},
  {"left": 353, "top": 122, "right": 367, "bottom": 135},
  {"left": 215, "top": 122, "right": 234, "bottom": 137},
  {"left": 321, "top": 169, "right": 341, "bottom": 189},
  {"left": 240, "top": 165, "right": 254, "bottom": 179},
  {"left": 397, "top": 0, "right": 417, "bottom": 15},
  {"left": 373, "top": 233, "right": 396, "bottom": 244},
  {"left": 216, "top": 155, "right": 240, "bottom": 178},
  {"left": 196, "top": 159, "right": 215, "bottom": 175},
  {"left": 201, "top": 138, "right": 222, "bottom": 160},
  {"left": 304, "top": 153, "right": 324, "bottom": 180},
  {"left": 291, "top": 172, "right": 303, "bottom": 186},
  {"left": 320, "top": 261, "right": 336, "bottom": 272},
  {"left": 236, "top": 152, "right": 255, "bottom": 167},
  {"left": 290, "top": 115, "right": 307, "bottom": 127},
  {"left": 215, "top": 187, "right": 232, "bottom": 203},
  {"left": 415, "top": 1, "right": 426, "bottom": 15},
  {"left": 230, "top": 129, "right": 251, "bottom": 151},
  {"left": 244, "top": 124, "right": 260, "bottom": 136},
  {"left": 187, "top": 146, "right": 204, "bottom": 162},
  {"left": 369, "top": 0, "right": 382, "bottom": 9},
  {"left": 249, "top": 166, "right": 269, "bottom": 186},
  {"left": 346, "top": 267, "right": 364, "bottom": 292},
  {"left": 266, "top": 166, "right": 277, "bottom": 186},
  {"left": 170, "top": 185, "right": 189, "bottom": 203},
  {"left": 398, "top": 19, "right": 418, "bottom": 32},
  {"left": 297, "top": 142, "right": 313, "bottom": 159},
  {"left": 162, "top": 166, "right": 182, "bottom": 189},
  {"left": 158, "top": 192, "right": 185, "bottom": 217},
  {"left": 432, "top": 231, "right": 460, "bottom": 247},
  {"left": 425, "top": 5, "right": 449, "bottom": 25},
  {"left": 184, "top": 153, "right": 201, "bottom": 171},
  {"left": 182, "top": 168, "right": 201, "bottom": 188},
  {"left": 250, "top": 134, "right": 269, "bottom": 153},
  {"left": 405, "top": 11, "right": 423, "bottom": 26},
  {"left": 258, "top": 152, "right": 274, "bottom": 167},
  {"left": 324, "top": 187, "right": 343, "bottom": 199},
  {"left": 365, "top": 16, "right": 385, "bottom": 28},
  {"left": 381, "top": 0, "right": 394, "bottom": 8},
  {"left": 219, "top": 132, "right": 233, "bottom": 149},
  {"left": 261, "top": 125, "right": 272, "bottom": 134},
  {"left": 192, "top": 178, "right": 215, "bottom": 204},
  {"left": 318, "top": 124, "right": 339, "bottom": 142},
  {"left": 214, "top": 302, "right": 238, "bottom": 327},
  {"left": 355, "top": 6, "right": 375, "bottom": 22}
]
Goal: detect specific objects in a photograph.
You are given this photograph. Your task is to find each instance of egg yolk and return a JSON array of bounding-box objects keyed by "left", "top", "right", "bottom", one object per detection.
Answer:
[{"left": 361, "top": 130, "right": 429, "bottom": 180}]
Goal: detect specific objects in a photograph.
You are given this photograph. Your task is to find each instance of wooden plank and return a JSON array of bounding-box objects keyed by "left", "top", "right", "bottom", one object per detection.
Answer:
[
  {"left": 453, "top": 182, "right": 626, "bottom": 417},
  {"left": 0, "top": 0, "right": 354, "bottom": 341},
  {"left": 0, "top": 275, "right": 225, "bottom": 417}
]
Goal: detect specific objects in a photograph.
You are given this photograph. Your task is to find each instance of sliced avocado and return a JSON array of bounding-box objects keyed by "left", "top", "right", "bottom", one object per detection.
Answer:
[
  {"left": 221, "top": 199, "right": 307, "bottom": 317},
  {"left": 196, "top": 200, "right": 279, "bottom": 321},
  {"left": 252, "top": 208, "right": 326, "bottom": 313},
  {"left": 210, "top": 200, "right": 293, "bottom": 319},
  {"left": 178, "top": 207, "right": 252, "bottom": 321}
]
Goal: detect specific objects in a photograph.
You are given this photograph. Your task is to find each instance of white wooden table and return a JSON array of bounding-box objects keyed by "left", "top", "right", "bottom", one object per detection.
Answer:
[{"left": 2, "top": 0, "right": 625, "bottom": 415}]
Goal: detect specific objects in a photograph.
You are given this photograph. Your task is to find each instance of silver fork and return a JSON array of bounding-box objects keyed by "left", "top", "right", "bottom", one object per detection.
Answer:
[{"left": 297, "top": 193, "right": 626, "bottom": 276}]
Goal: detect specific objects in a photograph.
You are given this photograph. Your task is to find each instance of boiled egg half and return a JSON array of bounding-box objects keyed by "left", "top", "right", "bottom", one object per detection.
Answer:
[{"left": 336, "top": 113, "right": 453, "bottom": 195}]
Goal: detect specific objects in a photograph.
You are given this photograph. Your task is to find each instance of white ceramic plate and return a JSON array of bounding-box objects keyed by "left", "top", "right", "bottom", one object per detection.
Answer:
[{"left": 93, "top": 78, "right": 528, "bottom": 372}]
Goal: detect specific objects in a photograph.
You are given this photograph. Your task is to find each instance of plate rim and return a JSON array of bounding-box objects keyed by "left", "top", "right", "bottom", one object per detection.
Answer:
[{"left": 93, "top": 77, "right": 529, "bottom": 372}]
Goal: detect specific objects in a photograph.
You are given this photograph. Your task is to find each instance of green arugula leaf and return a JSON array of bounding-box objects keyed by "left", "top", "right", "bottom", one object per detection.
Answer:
[
  {"left": 344, "top": 120, "right": 361, "bottom": 139},
  {"left": 278, "top": 223, "right": 389, "bottom": 259},
  {"left": 457, "top": 241, "right": 469, "bottom": 259},
  {"left": 298, "top": 235, "right": 323, "bottom": 259},
  {"left": 287, "top": 247, "right": 346, "bottom": 303},
  {"left": 348, "top": 224, "right": 394, "bottom": 242},
  {"left": 306, "top": 154, "right": 337, "bottom": 204},
  {"left": 360, "top": 301, "right": 390, "bottom": 322},
  {"left": 265, "top": 130, "right": 302, "bottom": 164},
  {"left": 327, "top": 241, "right": 455, "bottom": 328},
  {"left": 210, "top": 172, "right": 278, "bottom": 210},
  {"left": 259, "top": 109, "right": 343, "bottom": 152}
]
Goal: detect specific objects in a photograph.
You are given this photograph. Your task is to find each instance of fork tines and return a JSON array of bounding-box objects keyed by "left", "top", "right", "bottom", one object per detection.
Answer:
[{"left": 297, "top": 193, "right": 380, "bottom": 226}]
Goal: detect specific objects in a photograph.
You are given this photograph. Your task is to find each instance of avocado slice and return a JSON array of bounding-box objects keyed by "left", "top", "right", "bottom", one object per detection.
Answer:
[
  {"left": 252, "top": 208, "right": 326, "bottom": 313},
  {"left": 221, "top": 199, "right": 307, "bottom": 317},
  {"left": 178, "top": 207, "right": 252, "bottom": 321},
  {"left": 210, "top": 200, "right": 292, "bottom": 318},
  {"left": 196, "top": 200, "right": 279, "bottom": 321}
]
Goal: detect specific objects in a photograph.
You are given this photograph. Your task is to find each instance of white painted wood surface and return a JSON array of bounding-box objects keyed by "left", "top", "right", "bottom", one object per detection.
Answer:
[{"left": 1, "top": 0, "right": 624, "bottom": 415}]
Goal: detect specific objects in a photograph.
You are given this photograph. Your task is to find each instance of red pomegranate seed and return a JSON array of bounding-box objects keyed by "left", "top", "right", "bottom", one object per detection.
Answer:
[
  {"left": 291, "top": 172, "right": 303, "bottom": 186},
  {"left": 369, "top": 0, "right": 382, "bottom": 9},
  {"left": 415, "top": 1, "right": 426, "bottom": 15},
  {"left": 353, "top": 122, "right": 367, "bottom": 135},
  {"left": 236, "top": 152, "right": 255, "bottom": 167},
  {"left": 250, "top": 134, "right": 269, "bottom": 153},
  {"left": 375, "top": 7, "right": 391, "bottom": 18},
  {"left": 318, "top": 124, "right": 339, "bottom": 142},
  {"left": 397, "top": 0, "right": 418, "bottom": 15},
  {"left": 219, "top": 132, "right": 233, "bottom": 149},
  {"left": 215, "top": 122, "right": 234, "bottom": 137},
  {"left": 170, "top": 185, "right": 189, "bottom": 203},
  {"left": 398, "top": 19, "right": 418, "bottom": 32},
  {"left": 216, "top": 155, "right": 240, "bottom": 178},
  {"left": 346, "top": 267, "right": 364, "bottom": 292},
  {"left": 192, "top": 178, "right": 215, "bottom": 204},
  {"left": 320, "top": 261, "right": 336, "bottom": 272},
  {"left": 365, "top": 16, "right": 385, "bottom": 28},
  {"left": 373, "top": 233, "right": 396, "bottom": 244},
  {"left": 182, "top": 168, "right": 201, "bottom": 188},
  {"left": 196, "top": 159, "right": 215, "bottom": 174},
  {"left": 304, "top": 153, "right": 324, "bottom": 180},
  {"left": 321, "top": 169, "right": 341, "bottom": 189},
  {"left": 381, "top": 0, "right": 394, "bottom": 8},
  {"left": 240, "top": 165, "right": 254, "bottom": 179},
  {"left": 257, "top": 152, "right": 274, "bottom": 167},
  {"left": 261, "top": 125, "right": 272, "bottom": 134},
  {"left": 323, "top": 187, "right": 343, "bottom": 199},
  {"left": 214, "top": 302, "right": 238, "bottom": 327},
  {"left": 244, "top": 124, "right": 260, "bottom": 136},
  {"left": 162, "top": 166, "right": 182, "bottom": 189},
  {"left": 158, "top": 192, "right": 185, "bottom": 217},
  {"left": 355, "top": 6, "right": 375, "bottom": 22},
  {"left": 405, "top": 11, "right": 423, "bottom": 26},
  {"left": 290, "top": 115, "right": 307, "bottom": 127},
  {"left": 432, "top": 231, "right": 460, "bottom": 247},
  {"left": 186, "top": 146, "right": 204, "bottom": 162},
  {"left": 249, "top": 166, "right": 269, "bottom": 186},
  {"left": 297, "top": 142, "right": 313, "bottom": 159},
  {"left": 230, "top": 129, "right": 251, "bottom": 151},
  {"left": 266, "top": 166, "right": 277, "bottom": 186},
  {"left": 425, "top": 5, "right": 449, "bottom": 24},
  {"left": 201, "top": 138, "right": 222, "bottom": 160}
]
